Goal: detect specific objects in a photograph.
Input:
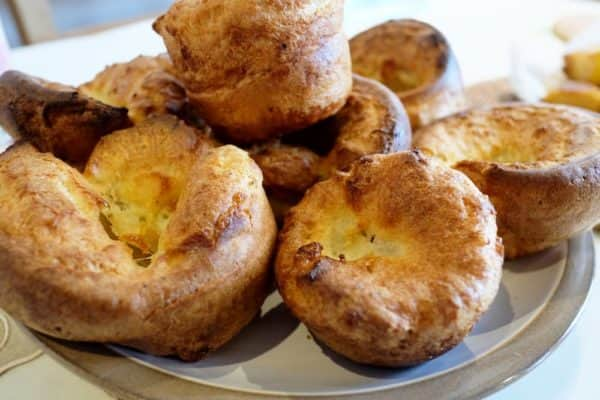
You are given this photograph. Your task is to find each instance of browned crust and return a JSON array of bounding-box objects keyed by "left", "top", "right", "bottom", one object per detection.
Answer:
[
  {"left": 457, "top": 154, "right": 600, "bottom": 258},
  {"left": 83, "top": 115, "right": 219, "bottom": 255},
  {"left": 0, "top": 70, "right": 131, "bottom": 164},
  {"left": 0, "top": 143, "right": 277, "bottom": 361},
  {"left": 350, "top": 19, "right": 465, "bottom": 129},
  {"left": 414, "top": 103, "right": 600, "bottom": 258},
  {"left": 251, "top": 143, "right": 322, "bottom": 201},
  {"left": 250, "top": 74, "right": 412, "bottom": 221},
  {"left": 80, "top": 55, "right": 189, "bottom": 123},
  {"left": 322, "top": 74, "right": 412, "bottom": 170},
  {"left": 275, "top": 151, "right": 503, "bottom": 366},
  {"left": 154, "top": 0, "right": 352, "bottom": 143}
]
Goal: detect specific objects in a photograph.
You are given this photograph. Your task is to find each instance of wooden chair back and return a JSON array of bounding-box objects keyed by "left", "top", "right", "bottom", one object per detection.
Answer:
[{"left": 7, "top": 0, "right": 57, "bottom": 45}]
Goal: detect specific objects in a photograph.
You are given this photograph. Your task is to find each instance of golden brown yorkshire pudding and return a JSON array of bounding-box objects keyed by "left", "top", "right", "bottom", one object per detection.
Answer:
[
  {"left": 0, "top": 116, "right": 277, "bottom": 360},
  {"left": 413, "top": 104, "right": 600, "bottom": 258},
  {"left": 0, "top": 70, "right": 130, "bottom": 163},
  {"left": 276, "top": 151, "right": 503, "bottom": 367},
  {"left": 350, "top": 19, "right": 465, "bottom": 129},
  {"left": 250, "top": 75, "right": 411, "bottom": 220},
  {"left": 80, "top": 55, "right": 189, "bottom": 123},
  {"left": 154, "top": 0, "right": 352, "bottom": 143}
]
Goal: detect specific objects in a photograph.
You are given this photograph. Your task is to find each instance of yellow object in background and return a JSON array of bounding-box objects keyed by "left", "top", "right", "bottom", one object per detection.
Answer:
[
  {"left": 565, "top": 49, "right": 600, "bottom": 85},
  {"left": 544, "top": 80, "right": 600, "bottom": 112}
]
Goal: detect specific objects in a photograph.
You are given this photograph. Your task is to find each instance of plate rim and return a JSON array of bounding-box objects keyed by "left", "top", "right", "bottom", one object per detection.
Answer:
[
  {"left": 27, "top": 231, "right": 595, "bottom": 400},
  {"left": 105, "top": 246, "right": 567, "bottom": 397}
]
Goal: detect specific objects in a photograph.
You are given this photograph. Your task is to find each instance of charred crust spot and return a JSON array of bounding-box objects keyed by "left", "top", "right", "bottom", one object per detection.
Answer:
[
  {"left": 345, "top": 178, "right": 362, "bottom": 204},
  {"left": 0, "top": 70, "right": 131, "bottom": 163},
  {"left": 426, "top": 335, "right": 460, "bottom": 358},
  {"left": 180, "top": 345, "right": 211, "bottom": 362},
  {"left": 436, "top": 51, "right": 449, "bottom": 70},
  {"left": 42, "top": 100, "right": 88, "bottom": 127},
  {"left": 411, "top": 149, "right": 427, "bottom": 164},
  {"left": 213, "top": 192, "right": 249, "bottom": 241},
  {"left": 296, "top": 242, "right": 323, "bottom": 260},
  {"left": 99, "top": 213, "right": 119, "bottom": 241},
  {"left": 357, "top": 156, "right": 375, "bottom": 166},
  {"left": 180, "top": 231, "right": 215, "bottom": 249},
  {"left": 533, "top": 127, "right": 547, "bottom": 138},
  {"left": 344, "top": 310, "right": 362, "bottom": 327},
  {"left": 424, "top": 31, "right": 445, "bottom": 49},
  {"left": 180, "top": 44, "right": 192, "bottom": 62},
  {"left": 296, "top": 242, "right": 336, "bottom": 283}
]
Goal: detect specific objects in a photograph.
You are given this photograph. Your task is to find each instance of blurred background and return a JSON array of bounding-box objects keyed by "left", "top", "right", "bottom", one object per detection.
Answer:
[
  {"left": 0, "top": 0, "right": 172, "bottom": 47},
  {"left": 0, "top": 0, "right": 595, "bottom": 47},
  {"left": 0, "top": 0, "right": 597, "bottom": 88}
]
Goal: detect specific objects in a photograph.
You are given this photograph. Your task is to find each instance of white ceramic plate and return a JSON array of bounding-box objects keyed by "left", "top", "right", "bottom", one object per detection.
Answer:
[{"left": 110, "top": 242, "right": 569, "bottom": 397}]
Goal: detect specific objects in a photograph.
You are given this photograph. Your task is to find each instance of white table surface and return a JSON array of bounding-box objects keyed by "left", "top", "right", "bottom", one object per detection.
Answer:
[{"left": 2, "top": 0, "right": 600, "bottom": 399}]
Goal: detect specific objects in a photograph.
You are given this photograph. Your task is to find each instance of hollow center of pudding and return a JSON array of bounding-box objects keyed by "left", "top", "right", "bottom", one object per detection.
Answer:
[
  {"left": 96, "top": 171, "right": 183, "bottom": 255},
  {"left": 427, "top": 136, "right": 539, "bottom": 166},
  {"left": 313, "top": 210, "right": 406, "bottom": 261},
  {"left": 380, "top": 60, "right": 432, "bottom": 92},
  {"left": 352, "top": 28, "right": 448, "bottom": 94},
  {"left": 415, "top": 109, "right": 600, "bottom": 167},
  {"left": 93, "top": 168, "right": 186, "bottom": 259},
  {"left": 357, "top": 58, "right": 440, "bottom": 94},
  {"left": 83, "top": 117, "right": 204, "bottom": 263}
]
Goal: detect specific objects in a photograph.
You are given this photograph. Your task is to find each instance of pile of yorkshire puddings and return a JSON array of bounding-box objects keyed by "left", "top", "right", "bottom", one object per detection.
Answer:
[{"left": 0, "top": 0, "right": 599, "bottom": 367}]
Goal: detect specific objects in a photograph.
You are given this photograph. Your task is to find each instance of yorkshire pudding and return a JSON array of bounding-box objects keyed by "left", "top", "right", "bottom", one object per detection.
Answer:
[
  {"left": 250, "top": 74, "right": 411, "bottom": 220},
  {"left": 0, "top": 70, "right": 131, "bottom": 163},
  {"left": 350, "top": 19, "right": 465, "bottom": 129},
  {"left": 414, "top": 104, "right": 600, "bottom": 258},
  {"left": 154, "top": 0, "right": 352, "bottom": 143},
  {"left": 0, "top": 116, "right": 277, "bottom": 360},
  {"left": 276, "top": 151, "right": 503, "bottom": 367},
  {"left": 80, "top": 55, "right": 189, "bottom": 123}
]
